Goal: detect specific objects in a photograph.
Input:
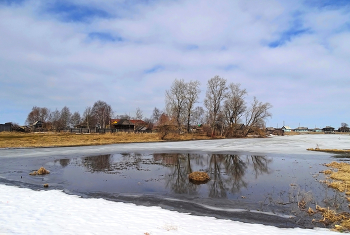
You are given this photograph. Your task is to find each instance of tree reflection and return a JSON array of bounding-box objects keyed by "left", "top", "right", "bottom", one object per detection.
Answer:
[
  {"left": 208, "top": 155, "right": 271, "bottom": 197},
  {"left": 83, "top": 154, "right": 112, "bottom": 172},
  {"left": 153, "top": 153, "right": 271, "bottom": 197},
  {"left": 154, "top": 153, "right": 199, "bottom": 194},
  {"left": 208, "top": 154, "right": 227, "bottom": 198},
  {"left": 55, "top": 158, "right": 70, "bottom": 167}
]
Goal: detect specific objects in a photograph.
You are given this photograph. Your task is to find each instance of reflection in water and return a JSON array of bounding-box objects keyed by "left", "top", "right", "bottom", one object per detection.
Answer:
[
  {"left": 83, "top": 154, "right": 112, "bottom": 172},
  {"left": 74, "top": 153, "right": 272, "bottom": 198},
  {"left": 55, "top": 159, "right": 70, "bottom": 167},
  {"left": 153, "top": 153, "right": 271, "bottom": 198}
]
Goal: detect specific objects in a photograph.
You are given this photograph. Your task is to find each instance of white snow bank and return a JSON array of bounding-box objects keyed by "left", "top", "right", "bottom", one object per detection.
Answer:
[{"left": 0, "top": 184, "right": 337, "bottom": 235}]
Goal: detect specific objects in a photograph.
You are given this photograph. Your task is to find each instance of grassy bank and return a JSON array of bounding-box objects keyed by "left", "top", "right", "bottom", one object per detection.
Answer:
[
  {"left": 319, "top": 162, "right": 350, "bottom": 231},
  {"left": 0, "top": 132, "right": 211, "bottom": 148},
  {"left": 307, "top": 148, "right": 350, "bottom": 154}
]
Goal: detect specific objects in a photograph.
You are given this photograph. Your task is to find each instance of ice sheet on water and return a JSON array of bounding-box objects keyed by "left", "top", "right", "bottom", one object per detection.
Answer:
[
  {"left": 1, "top": 135, "right": 349, "bottom": 158},
  {"left": 0, "top": 184, "right": 337, "bottom": 235}
]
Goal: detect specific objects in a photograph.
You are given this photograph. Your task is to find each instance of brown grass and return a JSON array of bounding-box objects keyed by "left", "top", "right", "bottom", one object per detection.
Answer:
[
  {"left": 307, "top": 148, "right": 350, "bottom": 154},
  {"left": 29, "top": 167, "right": 50, "bottom": 175},
  {"left": 188, "top": 171, "right": 210, "bottom": 184},
  {"left": 318, "top": 161, "right": 350, "bottom": 231},
  {"left": 0, "top": 132, "right": 211, "bottom": 148}
]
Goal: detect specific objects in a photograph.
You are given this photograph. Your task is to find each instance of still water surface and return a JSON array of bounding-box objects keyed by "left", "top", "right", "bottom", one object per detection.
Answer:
[{"left": 0, "top": 151, "right": 348, "bottom": 228}]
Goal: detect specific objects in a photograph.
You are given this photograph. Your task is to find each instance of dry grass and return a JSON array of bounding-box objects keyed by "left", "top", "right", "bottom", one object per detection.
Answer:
[
  {"left": 307, "top": 148, "right": 350, "bottom": 154},
  {"left": 188, "top": 171, "right": 210, "bottom": 184},
  {"left": 0, "top": 132, "right": 211, "bottom": 148},
  {"left": 318, "top": 161, "right": 350, "bottom": 231},
  {"left": 29, "top": 167, "right": 50, "bottom": 175}
]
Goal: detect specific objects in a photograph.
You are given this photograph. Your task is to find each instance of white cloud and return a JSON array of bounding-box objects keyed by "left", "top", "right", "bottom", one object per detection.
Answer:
[{"left": 0, "top": 0, "right": 349, "bottom": 127}]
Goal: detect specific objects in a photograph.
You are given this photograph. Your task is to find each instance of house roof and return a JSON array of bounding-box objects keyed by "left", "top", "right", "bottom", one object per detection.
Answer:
[
  {"left": 111, "top": 119, "right": 146, "bottom": 126},
  {"left": 282, "top": 126, "right": 291, "bottom": 129}
]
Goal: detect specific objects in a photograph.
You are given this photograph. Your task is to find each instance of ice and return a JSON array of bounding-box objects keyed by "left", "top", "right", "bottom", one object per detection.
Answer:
[
  {"left": 0, "top": 184, "right": 337, "bottom": 235},
  {"left": 1, "top": 135, "right": 349, "bottom": 234},
  {"left": 1, "top": 134, "right": 349, "bottom": 159}
]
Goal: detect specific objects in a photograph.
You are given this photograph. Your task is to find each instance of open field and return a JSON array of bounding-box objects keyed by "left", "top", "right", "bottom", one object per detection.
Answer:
[{"left": 0, "top": 132, "right": 211, "bottom": 148}]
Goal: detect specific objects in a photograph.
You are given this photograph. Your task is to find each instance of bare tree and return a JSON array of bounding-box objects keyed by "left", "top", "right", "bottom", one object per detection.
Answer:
[
  {"left": 340, "top": 122, "right": 349, "bottom": 132},
  {"left": 223, "top": 83, "right": 247, "bottom": 136},
  {"left": 91, "top": 100, "right": 113, "bottom": 128},
  {"left": 25, "top": 106, "right": 50, "bottom": 125},
  {"left": 243, "top": 97, "right": 272, "bottom": 136},
  {"left": 185, "top": 80, "right": 200, "bottom": 133},
  {"left": 204, "top": 76, "right": 228, "bottom": 136},
  {"left": 151, "top": 107, "right": 161, "bottom": 124},
  {"left": 70, "top": 111, "right": 81, "bottom": 127},
  {"left": 60, "top": 106, "right": 71, "bottom": 129},
  {"left": 191, "top": 106, "right": 205, "bottom": 126},
  {"left": 49, "top": 109, "right": 61, "bottom": 131},
  {"left": 135, "top": 107, "right": 143, "bottom": 120},
  {"left": 82, "top": 106, "right": 93, "bottom": 129},
  {"left": 165, "top": 79, "right": 187, "bottom": 132}
]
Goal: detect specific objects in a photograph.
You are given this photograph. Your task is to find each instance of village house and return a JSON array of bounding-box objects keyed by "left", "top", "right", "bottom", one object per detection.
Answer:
[
  {"left": 323, "top": 126, "right": 335, "bottom": 133},
  {"left": 293, "top": 127, "right": 309, "bottom": 132},
  {"left": 110, "top": 119, "right": 148, "bottom": 132},
  {"left": 0, "top": 122, "right": 12, "bottom": 132},
  {"left": 281, "top": 126, "right": 292, "bottom": 132}
]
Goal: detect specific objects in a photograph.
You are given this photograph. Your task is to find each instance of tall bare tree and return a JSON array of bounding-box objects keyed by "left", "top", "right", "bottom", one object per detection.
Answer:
[
  {"left": 91, "top": 100, "right": 112, "bottom": 128},
  {"left": 204, "top": 76, "right": 228, "bottom": 136},
  {"left": 60, "top": 106, "right": 71, "bottom": 129},
  {"left": 243, "top": 97, "right": 272, "bottom": 136},
  {"left": 151, "top": 107, "right": 161, "bottom": 124},
  {"left": 224, "top": 83, "right": 247, "bottom": 126},
  {"left": 70, "top": 111, "right": 81, "bottom": 127},
  {"left": 82, "top": 106, "right": 93, "bottom": 129},
  {"left": 185, "top": 80, "right": 200, "bottom": 133},
  {"left": 135, "top": 107, "right": 143, "bottom": 120},
  {"left": 191, "top": 106, "right": 205, "bottom": 126},
  {"left": 165, "top": 79, "right": 187, "bottom": 132},
  {"left": 49, "top": 109, "right": 61, "bottom": 131},
  {"left": 25, "top": 106, "right": 50, "bottom": 125}
]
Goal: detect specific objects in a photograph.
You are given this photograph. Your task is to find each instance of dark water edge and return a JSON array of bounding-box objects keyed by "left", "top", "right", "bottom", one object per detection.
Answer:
[{"left": 0, "top": 150, "right": 348, "bottom": 229}]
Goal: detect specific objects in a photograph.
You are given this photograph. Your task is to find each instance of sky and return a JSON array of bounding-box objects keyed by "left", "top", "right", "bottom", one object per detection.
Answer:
[{"left": 0, "top": 0, "right": 349, "bottom": 128}]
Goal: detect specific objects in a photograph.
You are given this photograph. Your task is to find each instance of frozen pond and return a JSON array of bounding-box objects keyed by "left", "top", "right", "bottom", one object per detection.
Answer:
[{"left": 1, "top": 134, "right": 350, "bottom": 229}]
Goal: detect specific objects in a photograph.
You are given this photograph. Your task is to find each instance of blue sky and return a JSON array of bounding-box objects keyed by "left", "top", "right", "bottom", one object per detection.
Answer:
[{"left": 0, "top": 0, "right": 350, "bottom": 128}]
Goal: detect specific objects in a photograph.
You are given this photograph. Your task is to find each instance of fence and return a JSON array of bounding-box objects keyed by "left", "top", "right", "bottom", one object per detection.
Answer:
[{"left": 66, "top": 128, "right": 152, "bottom": 134}]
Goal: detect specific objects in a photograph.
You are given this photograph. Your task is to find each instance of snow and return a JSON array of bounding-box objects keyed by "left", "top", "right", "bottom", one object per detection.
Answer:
[
  {"left": 0, "top": 184, "right": 337, "bottom": 235},
  {"left": 1, "top": 135, "right": 349, "bottom": 234}
]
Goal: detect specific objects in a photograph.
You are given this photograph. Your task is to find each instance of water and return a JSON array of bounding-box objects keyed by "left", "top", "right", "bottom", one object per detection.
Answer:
[{"left": 0, "top": 150, "right": 348, "bottom": 228}]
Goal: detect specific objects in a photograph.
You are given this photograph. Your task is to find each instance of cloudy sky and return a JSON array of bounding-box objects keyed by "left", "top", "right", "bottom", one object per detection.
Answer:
[{"left": 0, "top": 0, "right": 349, "bottom": 128}]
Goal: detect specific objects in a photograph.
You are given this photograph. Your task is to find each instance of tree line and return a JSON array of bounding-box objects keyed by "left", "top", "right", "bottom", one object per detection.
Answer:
[
  {"left": 163, "top": 75, "right": 272, "bottom": 137},
  {"left": 25, "top": 100, "right": 113, "bottom": 131},
  {"left": 24, "top": 75, "right": 272, "bottom": 136}
]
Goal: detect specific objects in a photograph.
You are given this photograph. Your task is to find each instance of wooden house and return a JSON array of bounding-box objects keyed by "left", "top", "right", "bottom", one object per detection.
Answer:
[
  {"left": 293, "top": 127, "right": 309, "bottom": 132},
  {"left": 111, "top": 119, "right": 135, "bottom": 131},
  {"left": 0, "top": 122, "right": 12, "bottom": 132},
  {"left": 281, "top": 126, "right": 292, "bottom": 132},
  {"left": 323, "top": 126, "right": 335, "bottom": 134}
]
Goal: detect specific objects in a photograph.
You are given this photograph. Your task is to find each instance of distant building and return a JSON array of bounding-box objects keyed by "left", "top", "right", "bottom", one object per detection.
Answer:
[
  {"left": 32, "top": 121, "right": 43, "bottom": 129},
  {"left": 293, "top": 127, "right": 309, "bottom": 132},
  {"left": 281, "top": 126, "right": 292, "bottom": 132},
  {"left": 0, "top": 122, "right": 12, "bottom": 132},
  {"left": 110, "top": 119, "right": 148, "bottom": 132},
  {"left": 323, "top": 126, "right": 335, "bottom": 134}
]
